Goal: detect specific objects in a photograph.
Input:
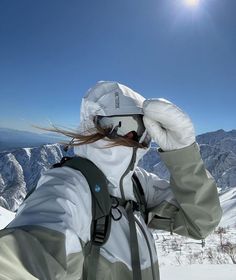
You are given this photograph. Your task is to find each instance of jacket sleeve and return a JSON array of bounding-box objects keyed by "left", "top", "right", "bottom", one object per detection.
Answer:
[
  {"left": 138, "top": 143, "right": 222, "bottom": 240},
  {"left": 0, "top": 166, "right": 92, "bottom": 280}
]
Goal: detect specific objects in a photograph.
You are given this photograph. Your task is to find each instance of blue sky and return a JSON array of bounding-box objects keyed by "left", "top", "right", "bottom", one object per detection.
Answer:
[{"left": 0, "top": 0, "right": 235, "bottom": 135}]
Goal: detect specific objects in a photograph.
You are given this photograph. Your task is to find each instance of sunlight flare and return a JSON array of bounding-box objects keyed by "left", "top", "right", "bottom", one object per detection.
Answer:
[{"left": 184, "top": 0, "right": 200, "bottom": 7}]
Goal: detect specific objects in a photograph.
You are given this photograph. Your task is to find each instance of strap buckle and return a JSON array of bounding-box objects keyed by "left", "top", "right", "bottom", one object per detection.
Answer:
[
  {"left": 92, "top": 215, "right": 111, "bottom": 246},
  {"left": 126, "top": 200, "right": 140, "bottom": 212}
]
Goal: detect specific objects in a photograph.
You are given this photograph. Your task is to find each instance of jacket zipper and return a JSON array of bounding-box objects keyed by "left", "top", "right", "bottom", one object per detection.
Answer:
[{"left": 120, "top": 147, "right": 137, "bottom": 201}]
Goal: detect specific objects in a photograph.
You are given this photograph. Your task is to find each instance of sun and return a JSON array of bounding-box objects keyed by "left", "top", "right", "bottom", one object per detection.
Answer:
[{"left": 184, "top": 0, "right": 200, "bottom": 6}]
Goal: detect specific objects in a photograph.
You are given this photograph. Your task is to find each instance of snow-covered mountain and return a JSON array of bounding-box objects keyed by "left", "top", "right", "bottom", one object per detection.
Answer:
[
  {"left": 139, "top": 129, "right": 236, "bottom": 192},
  {"left": 0, "top": 144, "right": 73, "bottom": 210},
  {"left": 219, "top": 186, "right": 236, "bottom": 228},
  {"left": 0, "top": 129, "right": 236, "bottom": 226},
  {"left": 197, "top": 129, "right": 236, "bottom": 192},
  {"left": 0, "top": 206, "right": 15, "bottom": 229}
]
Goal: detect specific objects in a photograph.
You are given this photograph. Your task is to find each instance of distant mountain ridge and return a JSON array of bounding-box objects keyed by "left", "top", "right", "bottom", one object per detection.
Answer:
[
  {"left": 0, "top": 129, "right": 236, "bottom": 226},
  {"left": 196, "top": 129, "right": 236, "bottom": 146},
  {"left": 139, "top": 129, "right": 236, "bottom": 192},
  {"left": 0, "top": 127, "right": 67, "bottom": 152},
  {"left": 197, "top": 129, "right": 236, "bottom": 192}
]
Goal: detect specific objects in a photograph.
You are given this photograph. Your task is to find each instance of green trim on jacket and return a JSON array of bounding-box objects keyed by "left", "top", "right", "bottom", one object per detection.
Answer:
[
  {"left": 0, "top": 227, "right": 159, "bottom": 280},
  {"left": 147, "top": 143, "right": 222, "bottom": 239}
]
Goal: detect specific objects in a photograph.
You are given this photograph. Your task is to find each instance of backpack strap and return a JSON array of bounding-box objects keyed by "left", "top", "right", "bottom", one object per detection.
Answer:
[
  {"left": 132, "top": 172, "right": 147, "bottom": 222},
  {"left": 114, "top": 173, "right": 147, "bottom": 280},
  {"left": 62, "top": 156, "right": 112, "bottom": 245},
  {"left": 126, "top": 173, "right": 147, "bottom": 280},
  {"left": 57, "top": 156, "right": 112, "bottom": 280},
  {"left": 23, "top": 156, "right": 112, "bottom": 280},
  {"left": 126, "top": 200, "right": 142, "bottom": 280}
]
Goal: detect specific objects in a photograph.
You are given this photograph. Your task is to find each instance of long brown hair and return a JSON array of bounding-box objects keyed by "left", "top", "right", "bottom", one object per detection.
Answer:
[{"left": 36, "top": 125, "right": 147, "bottom": 150}]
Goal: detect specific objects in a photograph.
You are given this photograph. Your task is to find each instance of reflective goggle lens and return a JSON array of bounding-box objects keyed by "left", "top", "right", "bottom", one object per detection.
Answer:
[{"left": 95, "top": 115, "right": 146, "bottom": 141}]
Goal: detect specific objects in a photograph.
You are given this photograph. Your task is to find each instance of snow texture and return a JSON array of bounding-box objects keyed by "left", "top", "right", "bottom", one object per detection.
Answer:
[
  {"left": 0, "top": 206, "right": 15, "bottom": 229},
  {"left": 160, "top": 265, "right": 236, "bottom": 280},
  {"left": 139, "top": 129, "right": 236, "bottom": 191},
  {"left": 0, "top": 143, "right": 73, "bottom": 210}
]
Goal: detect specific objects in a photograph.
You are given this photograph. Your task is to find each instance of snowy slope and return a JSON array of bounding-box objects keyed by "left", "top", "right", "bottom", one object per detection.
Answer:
[
  {"left": 0, "top": 143, "right": 73, "bottom": 210},
  {"left": 0, "top": 206, "right": 15, "bottom": 229},
  {"left": 155, "top": 228, "right": 236, "bottom": 266},
  {"left": 160, "top": 265, "right": 236, "bottom": 280},
  {"left": 219, "top": 186, "right": 236, "bottom": 228}
]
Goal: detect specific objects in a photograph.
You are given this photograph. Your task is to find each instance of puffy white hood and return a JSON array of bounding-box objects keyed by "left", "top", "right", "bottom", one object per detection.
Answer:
[
  {"left": 76, "top": 81, "right": 148, "bottom": 200},
  {"left": 78, "top": 81, "right": 145, "bottom": 134}
]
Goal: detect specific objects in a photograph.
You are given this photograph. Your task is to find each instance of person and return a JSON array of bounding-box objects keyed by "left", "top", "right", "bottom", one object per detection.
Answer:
[{"left": 0, "top": 81, "right": 222, "bottom": 280}]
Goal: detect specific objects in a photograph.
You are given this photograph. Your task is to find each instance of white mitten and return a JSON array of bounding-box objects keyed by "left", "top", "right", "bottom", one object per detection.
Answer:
[{"left": 143, "top": 98, "right": 195, "bottom": 151}]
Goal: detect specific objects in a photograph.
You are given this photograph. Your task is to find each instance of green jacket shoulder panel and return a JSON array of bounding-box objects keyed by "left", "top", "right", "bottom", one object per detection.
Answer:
[{"left": 147, "top": 143, "right": 222, "bottom": 239}]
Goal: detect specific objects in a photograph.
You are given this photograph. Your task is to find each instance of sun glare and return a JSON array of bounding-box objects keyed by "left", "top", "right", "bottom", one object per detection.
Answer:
[{"left": 185, "top": 0, "right": 200, "bottom": 6}]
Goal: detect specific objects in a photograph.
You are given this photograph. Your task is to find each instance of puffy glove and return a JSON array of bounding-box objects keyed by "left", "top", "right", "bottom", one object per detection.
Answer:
[{"left": 143, "top": 98, "right": 195, "bottom": 151}]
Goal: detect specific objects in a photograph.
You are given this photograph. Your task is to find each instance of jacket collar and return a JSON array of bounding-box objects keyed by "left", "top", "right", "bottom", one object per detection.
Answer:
[{"left": 74, "top": 139, "right": 148, "bottom": 199}]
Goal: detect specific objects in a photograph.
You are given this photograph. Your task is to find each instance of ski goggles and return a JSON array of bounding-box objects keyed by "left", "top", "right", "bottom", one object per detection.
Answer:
[{"left": 94, "top": 114, "right": 147, "bottom": 142}]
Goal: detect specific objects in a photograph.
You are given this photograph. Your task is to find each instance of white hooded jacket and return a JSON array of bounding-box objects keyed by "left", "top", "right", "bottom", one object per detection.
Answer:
[{"left": 0, "top": 81, "right": 222, "bottom": 280}]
